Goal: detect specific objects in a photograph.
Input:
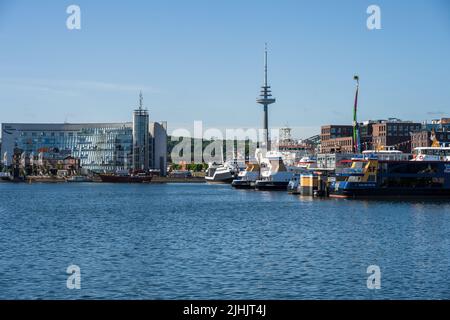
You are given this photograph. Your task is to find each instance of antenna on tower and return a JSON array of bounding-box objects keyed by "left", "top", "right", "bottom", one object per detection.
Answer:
[
  {"left": 139, "top": 91, "right": 144, "bottom": 111},
  {"left": 264, "top": 43, "right": 268, "bottom": 87}
]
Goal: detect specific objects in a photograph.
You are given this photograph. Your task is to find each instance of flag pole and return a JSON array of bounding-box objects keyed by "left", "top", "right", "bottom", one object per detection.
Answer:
[{"left": 353, "top": 75, "right": 361, "bottom": 153}]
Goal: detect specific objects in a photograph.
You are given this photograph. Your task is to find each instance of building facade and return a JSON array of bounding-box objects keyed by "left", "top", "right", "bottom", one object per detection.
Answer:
[
  {"left": 321, "top": 136, "right": 354, "bottom": 153},
  {"left": 320, "top": 125, "right": 354, "bottom": 153},
  {"left": 372, "top": 121, "right": 421, "bottom": 153},
  {"left": 1, "top": 121, "right": 167, "bottom": 174},
  {"left": 411, "top": 130, "right": 450, "bottom": 149},
  {"left": 149, "top": 121, "right": 168, "bottom": 176},
  {"left": 133, "top": 108, "right": 150, "bottom": 171},
  {"left": 321, "top": 125, "right": 353, "bottom": 142}
]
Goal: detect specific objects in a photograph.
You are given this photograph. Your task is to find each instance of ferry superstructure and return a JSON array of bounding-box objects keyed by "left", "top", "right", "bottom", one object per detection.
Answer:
[{"left": 329, "top": 155, "right": 450, "bottom": 198}]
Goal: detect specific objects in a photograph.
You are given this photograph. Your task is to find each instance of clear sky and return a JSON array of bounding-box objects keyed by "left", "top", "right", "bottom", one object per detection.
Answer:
[{"left": 0, "top": 0, "right": 449, "bottom": 138}]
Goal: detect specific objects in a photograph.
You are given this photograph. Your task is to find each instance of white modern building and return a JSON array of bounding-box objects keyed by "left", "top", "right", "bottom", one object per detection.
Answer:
[{"left": 1, "top": 95, "right": 168, "bottom": 175}]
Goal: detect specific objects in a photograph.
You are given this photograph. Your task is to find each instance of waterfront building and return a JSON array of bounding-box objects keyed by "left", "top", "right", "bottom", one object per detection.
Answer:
[
  {"left": 372, "top": 120, "right": 421, "bottom": 153},
  {"left": 1, "top": 123, "right": 133, "bottom": 172},
  {"left": 133, "top": 92, "right": 150, "bottom": 171},
  {"left": 411, "top": 130, "right": 450, "bottom": 149},
  {"left": 322, "top": 120, "right": 422, "bottom": 154},
  {"left": 1, "top": 95, "right": 168, "bottom": 174},
  {"left": 321, "top": 121, "right": 386, "bottom": 153},
  {"left": 421, "top": 118, "right": 450, "bottom": 132},
  {"left": 149, "top": 121, "right": 168, "bottom": 176},
  {"left": 320, "top": 125, "right": 354, "bottom": 153},
  {"left": 274, "top": 127, "right": 315, "bottom": 158}
]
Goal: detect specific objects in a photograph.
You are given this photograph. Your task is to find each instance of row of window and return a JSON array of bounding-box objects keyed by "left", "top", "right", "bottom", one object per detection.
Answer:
[
  {"left": 20, "top": 129, "right": 132, "bottom": 138},
  {"left": 21, "top": 132, "right": 71, "bottom": 137},
  {"left": 378, "top": 125, "right": 421, "bottom": 132}
]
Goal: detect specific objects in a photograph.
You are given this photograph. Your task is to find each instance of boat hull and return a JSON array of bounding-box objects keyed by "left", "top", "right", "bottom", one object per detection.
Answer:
[
  {"left": 99, "top": 175, "right": 152, "bottom": 183},
  {"left": 205, "top": 171, "right": 236, "bottom": 184},
  {"left": 254, "top": 181, "right": 289, "bottom": 191},
  {"left": 330, "top": 187, "right": 450, "bottom": 199},
  {"left": 231, "top": 180, "right": 255, "bottom": 189},
  {"left": 205, "top": 177, "right": 234, "bottom": 184}
]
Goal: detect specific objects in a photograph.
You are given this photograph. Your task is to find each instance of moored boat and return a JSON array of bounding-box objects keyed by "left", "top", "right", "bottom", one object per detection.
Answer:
[
  {"left": 66, "top": 175, "right": 93, "bottom": 183},
  {"left": 329, "top": 157, "right": 450, "bottom": 198},
  {"left": 205, "top": 159, "right": 245, "bottom": 184},
  {"left": 99, "top": 172, "right": 152, "bottom": 183},
  {"left": 232, "top": 162, "right": 260, "bottom": 189},
  {"left": 254, "top": 151, "right": 297, "bottom": 191},
  {"left": 0, "top": 172, "right": 12, "bottom": 181}
]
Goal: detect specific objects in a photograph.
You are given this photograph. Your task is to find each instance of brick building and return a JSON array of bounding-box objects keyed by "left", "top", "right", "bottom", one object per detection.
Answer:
[
  {"left": 320, "top": 125, "right": 354, "bottom": 153},
  {"left": 372, "top": 121, "right": 421, "bottom": 153},
  {"left": 321, "top": 136, "right": 354, "bottom": 153},
  {"left": 411, "top": 130, "right": 450, "bottom": 149}
]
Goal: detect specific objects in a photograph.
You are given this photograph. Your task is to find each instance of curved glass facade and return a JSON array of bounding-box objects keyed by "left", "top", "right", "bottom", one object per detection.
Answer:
[{"left": 2, "top": 123, "right": 133, "bottom": 173}]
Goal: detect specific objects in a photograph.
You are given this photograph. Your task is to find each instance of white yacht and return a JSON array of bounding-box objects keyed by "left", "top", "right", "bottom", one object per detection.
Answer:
[{"left": 205, "top": 159, "right": 245, "bottom": 184}]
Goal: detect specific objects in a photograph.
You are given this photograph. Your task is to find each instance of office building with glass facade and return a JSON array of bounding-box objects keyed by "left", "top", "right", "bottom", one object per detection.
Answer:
[{"left": 1, "top": 121, "right": 167, "bottom": 174}]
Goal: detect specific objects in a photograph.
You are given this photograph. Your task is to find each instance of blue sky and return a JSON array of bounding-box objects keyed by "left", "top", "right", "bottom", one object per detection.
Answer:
[{"left": 0, "top": 0, "right": 449, "bottom": 138}]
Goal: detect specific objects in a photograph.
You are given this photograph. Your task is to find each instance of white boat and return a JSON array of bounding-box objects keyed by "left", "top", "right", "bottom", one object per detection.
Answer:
[
  {"left": 231, "top": 162, "right": 261, "bottom": 189},
  {"left": 205, "top": 159, "right": 245, "bottom": 183},
  {"left": 254, "top": 151, "right": 300, "bottom": 191},
  {"left": 296, "top": 156, "right": 318, "bottom": 169},
  {"left": 361, "top": 147, "right": 411, "bottom": 161},
  {"left": 411, "top": 147, "right": 450, "bottom": 162},
  {"left": 0, "top": 172, "right": 12, "bottom": 181},
  {"left": 66, "top": 175, "right": 93, "bottom": 183}
]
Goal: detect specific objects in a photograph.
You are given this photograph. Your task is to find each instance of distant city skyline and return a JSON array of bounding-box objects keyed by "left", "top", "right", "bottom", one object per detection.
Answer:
[{"left": 0, "top": 0, "right": 449, "bottom": 139}]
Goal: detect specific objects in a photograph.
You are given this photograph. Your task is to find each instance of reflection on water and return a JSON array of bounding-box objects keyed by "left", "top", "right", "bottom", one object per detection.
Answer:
[{"left": 0, "top": 183, "right": 449, "bottom": 300}]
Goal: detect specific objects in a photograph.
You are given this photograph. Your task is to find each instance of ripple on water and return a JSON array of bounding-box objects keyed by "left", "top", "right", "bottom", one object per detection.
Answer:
[{"left": 0, "top": 183, "right": 450, "bottom": 299}]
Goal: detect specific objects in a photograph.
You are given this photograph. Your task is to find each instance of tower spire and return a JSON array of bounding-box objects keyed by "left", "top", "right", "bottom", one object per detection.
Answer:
[
  {"left": 139, "top": 91, "right": 144, "bottom": 111},
  {"left": 264, "top": 43, "right": 268, "bottom": 87},
  {"left": 257, "top": 43, "right": 276, "bottom": 151}
]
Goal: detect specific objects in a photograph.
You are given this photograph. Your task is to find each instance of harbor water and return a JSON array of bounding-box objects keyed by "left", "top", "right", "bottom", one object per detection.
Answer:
[{"left": 0, "top": 183, "right": 449, "bottom": 299}]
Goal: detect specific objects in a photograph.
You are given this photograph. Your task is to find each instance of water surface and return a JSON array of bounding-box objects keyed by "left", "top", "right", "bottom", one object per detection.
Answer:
[{"left": 0, "top": 183, "right": 449, "bottom": 299}]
